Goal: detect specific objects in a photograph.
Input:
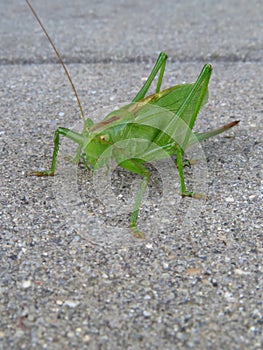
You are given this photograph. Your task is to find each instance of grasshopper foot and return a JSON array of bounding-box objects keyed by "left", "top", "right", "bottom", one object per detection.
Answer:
[
  {"left": 30, "top": 170, "right": 55, "bottom": 176},
  {"left": 182, "top": 159, "right": 198, "bottom": 167},
  {"left": 182, "top": 191, "right": 207, "bottom": 200},
  {"left": 130, "top": 225, "right": 145, "bottom": 239}
]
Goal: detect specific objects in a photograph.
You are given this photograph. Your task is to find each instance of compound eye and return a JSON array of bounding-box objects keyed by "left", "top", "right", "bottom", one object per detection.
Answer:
[{"left": 100, "top": 134, "right": 108, "bottom": 141}]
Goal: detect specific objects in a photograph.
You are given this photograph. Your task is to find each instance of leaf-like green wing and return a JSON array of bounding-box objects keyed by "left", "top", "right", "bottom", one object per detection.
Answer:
[{"left": 148, "top": 83, "right": 208, "bottom": 119}]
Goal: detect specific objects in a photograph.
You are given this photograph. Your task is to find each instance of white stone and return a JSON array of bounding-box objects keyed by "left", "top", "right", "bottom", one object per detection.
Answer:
[{"left": 21, "top": 280, "right": 31, "bottom": 289}]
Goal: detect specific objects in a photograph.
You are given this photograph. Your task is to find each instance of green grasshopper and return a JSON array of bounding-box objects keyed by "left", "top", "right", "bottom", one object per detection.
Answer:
[{"left": 27, "top": 0, "right": 239, "bottom": 237}]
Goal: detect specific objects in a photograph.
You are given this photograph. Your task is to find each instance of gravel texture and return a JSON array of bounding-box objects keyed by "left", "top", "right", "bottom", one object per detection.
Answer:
[{"left": 0, "top": 0, "right": 262, "bottom": 349}]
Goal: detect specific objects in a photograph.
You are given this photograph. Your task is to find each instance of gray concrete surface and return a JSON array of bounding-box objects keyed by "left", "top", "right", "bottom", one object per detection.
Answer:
[{"left": 0, "top": 0, "right": 262, "bottom": 349}]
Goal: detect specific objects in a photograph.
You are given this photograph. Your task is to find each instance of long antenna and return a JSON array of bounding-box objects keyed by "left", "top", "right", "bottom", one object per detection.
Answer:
[{"left": 25, "top": 0, "right": 85, "bottom": 123}]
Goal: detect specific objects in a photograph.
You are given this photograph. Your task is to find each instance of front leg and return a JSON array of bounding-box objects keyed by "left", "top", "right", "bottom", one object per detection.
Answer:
[
  {"left": 30, "top": 127, "right": 62, "bottom": 176},
  {"left": 30, "top": 127, "right": 83, "bottom": 176}
]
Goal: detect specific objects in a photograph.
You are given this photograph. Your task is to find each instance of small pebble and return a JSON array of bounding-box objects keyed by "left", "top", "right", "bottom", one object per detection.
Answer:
[
  {"left": 234, "top": 268, "right": 250, "bottom": 275},
  {"left": 67, "top": 331, "right": 75, "bottom": 338},
  {"left": 21, "top": 280, "right": 31, "bottom": 289},
  {"left": 83, "top": 334, "right": 91, "bottom": 342},
  {"left": 143, "top": 310, "right": 151, "bottom": 317},
  {"left": 225, "top": 196, "right": 234, "bottom": 202},
  {"left": 64, "top": 300, "right": 79, "bottom": 308},
  {"left": 145, "top": 243, "right": 153, "bottom": 249},
  {"left": 162, "top": 262, "right": 169, "bottom": 269}
]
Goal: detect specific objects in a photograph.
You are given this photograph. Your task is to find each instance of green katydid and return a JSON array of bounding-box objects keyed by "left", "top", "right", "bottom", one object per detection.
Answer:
[{"left": 26, "top": 0, "right": 239, "bottom": 237}]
